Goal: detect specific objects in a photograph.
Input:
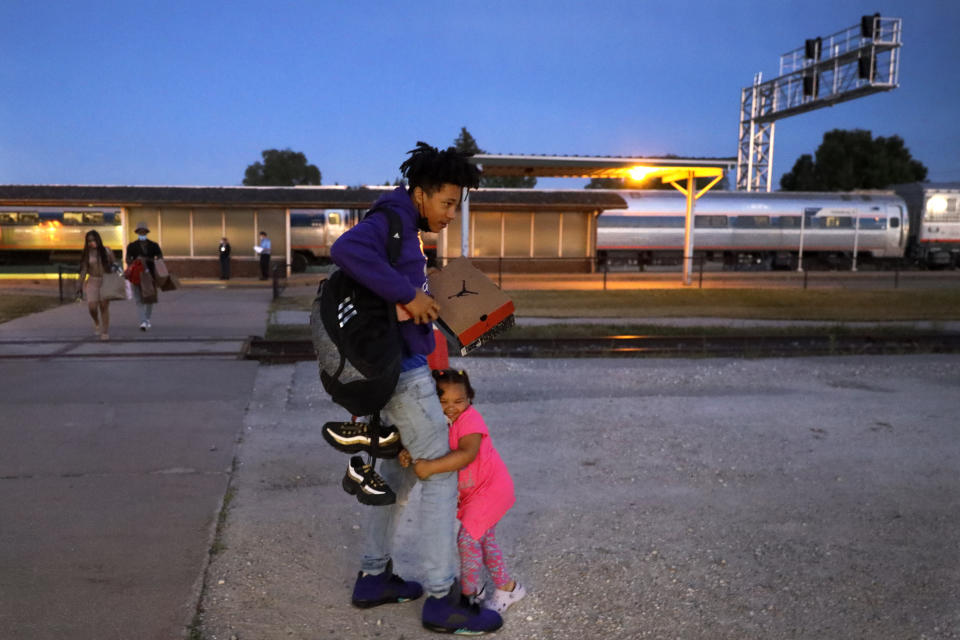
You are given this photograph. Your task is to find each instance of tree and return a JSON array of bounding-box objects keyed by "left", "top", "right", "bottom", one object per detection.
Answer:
[
  {"left": 243, "top": 149, "right": 321, "bottom": 186},
  {"left": 453, "top": 127, "right": 537, "bottom": 188},
  {"left": 780, "top": 129, "right": 927, "bottom": 191},
  {"left": 585, "top": 177, "right": 627, "bottom": 189}
]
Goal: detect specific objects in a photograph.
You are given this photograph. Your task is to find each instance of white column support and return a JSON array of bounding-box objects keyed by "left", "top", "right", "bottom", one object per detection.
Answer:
[
  {"left": 120, "top": 207, "right": 129, "bottom": 264},
  {"left": 285, "top": 208, "right": 292, "bottom": 276},
  {"left": 439, "top": 226, "right": 448, "bottom": 266},
  {"left": 460, "top": 188, "right": 471, "bottom": 258},
  {"left": 797, "top": 211, "right": 806, "bottom": 272},
  {"left": 681, "top": 171, "right": 696, "bottom": 286},
  {"left": 851, "top": 214, "right": 860, "bottom": 272}
]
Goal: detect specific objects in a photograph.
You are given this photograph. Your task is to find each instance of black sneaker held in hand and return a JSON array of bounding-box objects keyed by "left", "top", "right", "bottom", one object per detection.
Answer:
[
  {"left": 342, "top": 455, "right": 396, "bottom": 506},
  {"left": 323, "top": 419, "right": 402, "bottom": 458}
]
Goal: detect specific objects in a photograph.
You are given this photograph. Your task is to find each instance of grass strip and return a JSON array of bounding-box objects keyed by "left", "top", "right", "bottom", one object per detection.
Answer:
[
  {"left": 0, "top": 294, "right": 65, "bottom": 324},
  {"left": 270, "top": 288, "right": 960, "bottom": 324}
]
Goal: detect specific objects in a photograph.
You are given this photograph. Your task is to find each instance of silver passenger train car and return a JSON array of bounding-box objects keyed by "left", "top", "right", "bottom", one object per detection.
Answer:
[
  {"left": 597, "top": 190, "right": 908, "bottom": 269},
  {"left": 289, "top": 209, "right": 359, "bottom": 271}
]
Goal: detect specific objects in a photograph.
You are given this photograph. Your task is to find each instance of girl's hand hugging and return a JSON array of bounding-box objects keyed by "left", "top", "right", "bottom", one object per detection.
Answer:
[{"left": 412, "top": 459, "right": 434, "bottom": 480}]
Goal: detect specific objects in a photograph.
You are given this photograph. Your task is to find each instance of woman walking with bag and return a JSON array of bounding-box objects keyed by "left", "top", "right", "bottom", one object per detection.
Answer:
[
  {"left": 76, "top": 230, "right": 117, "bottom": 341},
  {"left": 125, "top": 221, "right": 164, "bottom": 331}
]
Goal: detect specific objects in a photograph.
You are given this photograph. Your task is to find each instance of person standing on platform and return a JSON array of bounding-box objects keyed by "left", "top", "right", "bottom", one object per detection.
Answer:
[
  {"left": 76, "top": 229, "right": 117, "bottom": 341},
  {"left": 219, "top": 237, "right": 231, "bottom": 280},
  {"left": 328, "top": 142, "right": 500, "bottom": 635},
  {"left": 258, "top": 231, "right": 271, "bottom": 280},
  {"left": 126, "top": 221, "right": 163, "bottom": 331}
]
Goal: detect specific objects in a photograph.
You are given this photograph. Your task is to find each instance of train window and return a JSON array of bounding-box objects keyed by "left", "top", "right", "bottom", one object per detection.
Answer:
[
  {"left": 777, "top": 216, "right": 801, "bottom": 228},
  {"left": 821, "top": 216, "right": 853, "bottom": 228},
  {"left": 64, "top": 212, "right": 105, "bottom": 225},
  {"left": 328, "top": 212, "right": 341, "bottom": 226},
  {"left": 0, "top": 212, "right": 19, "bottom": 224},
  {"left": 291, "top": 213, "right": 324, "bottom": 227},
  {"left": 857, "top": 217, "right": 887, "bottom": 230},
  {"left": 731, "top": 215, "right": 771, "bottom": 228},
  {"left": 18, "top": 212, "right": 40, "bottom": 225},
  {"left": 619, "top": 216, "right": 685, "bottom": 228},
  {"left": 889, "top": 217, "right": 899, "bottom": 228},
  {"left": 695, "top": 215, "right": 727, "bottom": 228}
]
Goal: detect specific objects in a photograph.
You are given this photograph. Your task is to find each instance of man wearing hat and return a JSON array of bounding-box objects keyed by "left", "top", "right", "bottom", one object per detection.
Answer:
[{"left": 125, "top": 221, "right": 164, "bottom": 331}]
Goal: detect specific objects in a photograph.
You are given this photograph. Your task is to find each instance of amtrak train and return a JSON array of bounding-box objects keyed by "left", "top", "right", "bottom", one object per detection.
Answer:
[
  {"left": 597, "top": 190, "right": 911, "bottom": 269},
  {"left": 0, "top": 207, "right": 123, "bottom": 263},
  {"left": 289, "top": 209, "right": 357, "bottom": 271}
]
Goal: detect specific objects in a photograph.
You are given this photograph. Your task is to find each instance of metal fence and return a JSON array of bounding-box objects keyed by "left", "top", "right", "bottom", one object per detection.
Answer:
[
  {"left": 433, "top": 255, "right": 960, "bottom": 291},
  {"left": 57, "top": 264, "right": 80, "bottom": 302}
]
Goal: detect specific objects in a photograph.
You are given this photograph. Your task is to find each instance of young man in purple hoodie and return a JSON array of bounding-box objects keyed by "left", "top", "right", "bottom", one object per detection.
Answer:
[{"left": 329, "top": 142, "right": 502, "bottom": 634}]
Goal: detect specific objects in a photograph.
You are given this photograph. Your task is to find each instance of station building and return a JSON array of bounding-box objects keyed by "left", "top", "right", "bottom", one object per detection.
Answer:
[{"left": 0, "top": 154, "right": 735, "bottom": 276}]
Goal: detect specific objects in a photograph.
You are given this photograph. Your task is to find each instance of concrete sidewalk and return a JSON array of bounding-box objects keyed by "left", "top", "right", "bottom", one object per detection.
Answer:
[{"left": 0, "top": 284, "right": 272, "bottom": 640}]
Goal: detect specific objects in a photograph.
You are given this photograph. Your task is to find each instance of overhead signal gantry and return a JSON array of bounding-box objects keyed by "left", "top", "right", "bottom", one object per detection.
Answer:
[{"left": 737, "top": 14, "right": 902, "bottom": 192}]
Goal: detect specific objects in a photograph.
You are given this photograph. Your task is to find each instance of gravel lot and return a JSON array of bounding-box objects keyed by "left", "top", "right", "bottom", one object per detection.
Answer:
[{"left": 199, "top": 355, "right": 960, "bottom": 640}]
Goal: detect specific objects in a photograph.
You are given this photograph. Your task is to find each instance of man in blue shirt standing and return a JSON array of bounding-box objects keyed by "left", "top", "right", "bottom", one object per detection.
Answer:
[
  {"left": 258, "top": 231, "right": 271, "bottom": 280},
  {"left": 329, "top": 142, "right": 501, "bottom": 635}
]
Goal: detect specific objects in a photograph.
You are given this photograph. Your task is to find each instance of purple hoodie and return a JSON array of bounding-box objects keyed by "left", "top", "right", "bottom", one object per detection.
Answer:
[{"left": 329, "top": 187, "right": 435, "bottom": 360}]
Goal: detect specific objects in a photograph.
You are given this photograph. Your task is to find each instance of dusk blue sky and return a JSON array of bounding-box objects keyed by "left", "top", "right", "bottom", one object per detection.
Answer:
[{"left": 2, "top": 1, "right": 956, "bottom": 190}]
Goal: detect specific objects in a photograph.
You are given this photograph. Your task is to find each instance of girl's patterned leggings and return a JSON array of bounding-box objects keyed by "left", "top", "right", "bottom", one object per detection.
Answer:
[{"left": 457, "top": 524, "right": 511, "bottom": 595}]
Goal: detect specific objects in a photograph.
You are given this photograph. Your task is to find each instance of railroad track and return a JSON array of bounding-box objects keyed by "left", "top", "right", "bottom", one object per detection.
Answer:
[{"left": 245, "top": 333, "right": 960, "bottom": 363}]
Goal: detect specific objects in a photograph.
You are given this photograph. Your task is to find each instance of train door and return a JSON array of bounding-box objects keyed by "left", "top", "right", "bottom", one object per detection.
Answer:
[{"left": 893, "top": 204, "right": 905, "bottom": 254}]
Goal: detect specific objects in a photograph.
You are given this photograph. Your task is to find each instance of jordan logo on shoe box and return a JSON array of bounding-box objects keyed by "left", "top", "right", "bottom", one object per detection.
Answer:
[{"left": 427, "top": 257, "right": 515, "bottom": 356}]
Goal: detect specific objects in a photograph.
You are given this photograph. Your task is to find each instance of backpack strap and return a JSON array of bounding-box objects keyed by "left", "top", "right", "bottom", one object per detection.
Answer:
[{"left": 363, "top": 206, "right": 403, "bottom": 266}]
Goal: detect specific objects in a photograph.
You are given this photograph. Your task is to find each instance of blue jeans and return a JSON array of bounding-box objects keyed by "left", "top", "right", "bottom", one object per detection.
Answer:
[
  {"left": 131, "top": 286, "right": 153, "bottom": 324},
  {"left": 362, "top": 365, "right": 458, "bottom": 598}
]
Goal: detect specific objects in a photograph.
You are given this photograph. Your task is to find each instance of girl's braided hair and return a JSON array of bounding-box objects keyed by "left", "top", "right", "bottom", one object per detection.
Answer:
[
  {"left": 432, "top": 368, "right": 476, "bottom": 401},
  {"left": 400, "top": 141, "right": 481, "bottom": 195}
]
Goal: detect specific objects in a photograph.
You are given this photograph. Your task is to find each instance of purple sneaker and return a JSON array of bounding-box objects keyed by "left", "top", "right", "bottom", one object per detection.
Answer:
[
  {"left": 422, "top": 580, "right": 503, "bottom": 634},
  {"left": 351, "top": 559, "right": 423, "bottom": 608}
]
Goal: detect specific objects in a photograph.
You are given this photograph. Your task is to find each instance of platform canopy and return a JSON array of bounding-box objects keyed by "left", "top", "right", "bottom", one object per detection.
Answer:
[
  {"left": 471, "top": 153, "right": 735, "bottom": 180},
  {"left": 468, "top": 154, "right": 737, "bottom": 285}
]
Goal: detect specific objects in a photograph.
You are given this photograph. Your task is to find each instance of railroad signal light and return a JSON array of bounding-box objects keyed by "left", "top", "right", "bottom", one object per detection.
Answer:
[
  {"left": 803, "top": 73, "right": 819, "bottom": 98},
  {"left": 861, "top": 13, "right": 880, "bottom": 39},
  {"left": 857, "top": 56, "right": 875, "bottom": 80},
  {"left": 805, "top": 37, "right": 822, "bottom": 60}
]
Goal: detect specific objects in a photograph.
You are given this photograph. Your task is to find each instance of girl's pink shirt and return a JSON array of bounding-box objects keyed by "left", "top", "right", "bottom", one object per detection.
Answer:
[{"left": 448, "top": 405, "right": 515, "bottom": 540}]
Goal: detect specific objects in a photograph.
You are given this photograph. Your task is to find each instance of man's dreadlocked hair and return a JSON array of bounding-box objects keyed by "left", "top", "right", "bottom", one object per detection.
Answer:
[{"left": 399, "top": 141, "right": 481, "bottom": 196}]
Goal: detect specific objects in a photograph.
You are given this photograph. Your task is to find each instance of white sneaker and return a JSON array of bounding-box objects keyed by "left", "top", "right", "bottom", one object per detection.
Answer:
[
  {"left": 485, "top": 581, "right": 526, "bottom": 614},
  {"left": 146, "top": 320, "right": 152, "bottom": 329},
  {"left": 139, "top": 322, "right": 147, "bottom": 331}
]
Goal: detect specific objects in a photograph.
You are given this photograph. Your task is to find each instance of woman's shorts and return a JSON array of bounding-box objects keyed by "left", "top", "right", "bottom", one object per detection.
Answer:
[{"left": 83, "top": 276, "right": 103, "bottom": 303}]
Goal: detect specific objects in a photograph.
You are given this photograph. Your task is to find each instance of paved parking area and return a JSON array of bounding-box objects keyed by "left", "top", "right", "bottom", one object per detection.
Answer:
[{"left": 199, "top": 355, "right": 960, "bottom": 640}]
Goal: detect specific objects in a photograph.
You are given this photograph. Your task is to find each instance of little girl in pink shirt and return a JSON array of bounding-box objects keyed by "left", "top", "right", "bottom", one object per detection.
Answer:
[{"left": 400, "top": 368, "right": 527, "bottom": 614}]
